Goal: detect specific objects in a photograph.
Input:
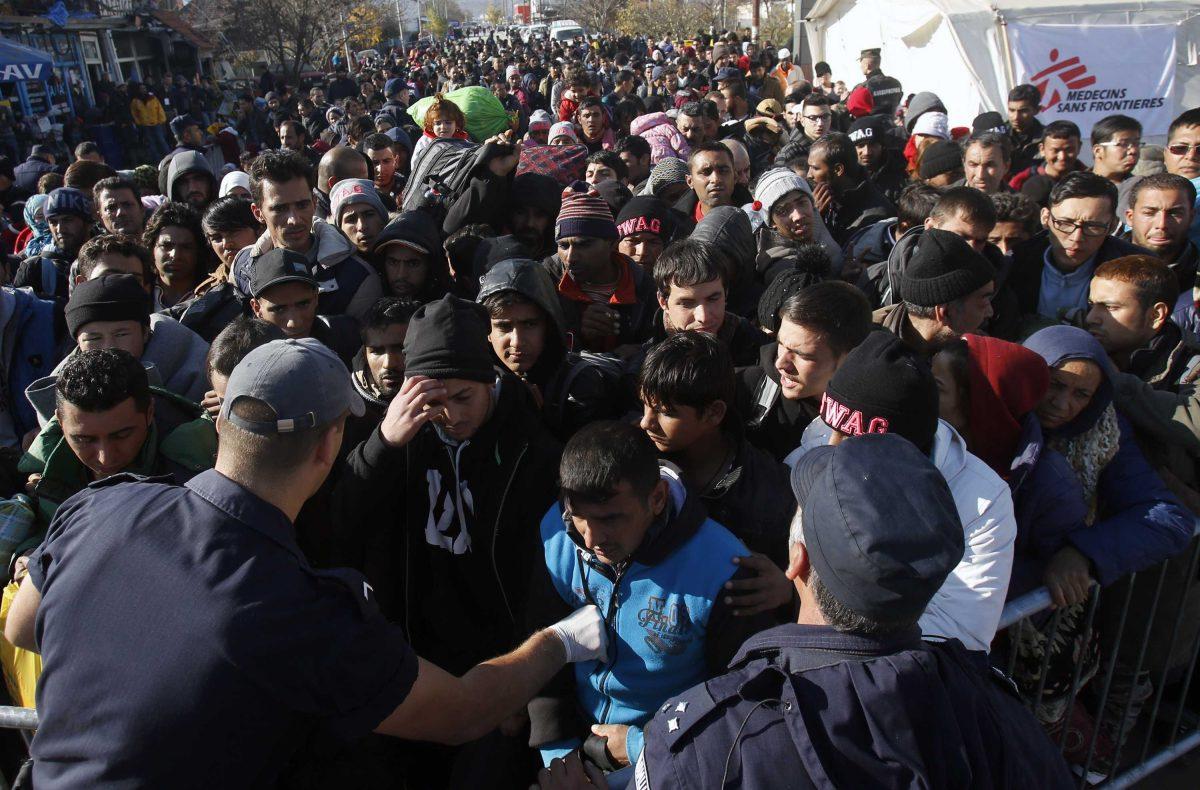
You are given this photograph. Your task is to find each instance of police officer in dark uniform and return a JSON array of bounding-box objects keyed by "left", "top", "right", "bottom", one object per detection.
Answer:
[
  {"left": 854, "top": 48, "right": 904, "bottom": 120},
  {"left": 5, "top": 338, "right": 608, "bottom": 789},
  {"left": 621, "top": 434, "right": 1075, "bottom": 790}
]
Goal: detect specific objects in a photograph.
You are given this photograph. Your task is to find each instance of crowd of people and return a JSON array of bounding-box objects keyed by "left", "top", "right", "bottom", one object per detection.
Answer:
[{"left": 0, "top": 23, "right": 1195, "bottom": 790}]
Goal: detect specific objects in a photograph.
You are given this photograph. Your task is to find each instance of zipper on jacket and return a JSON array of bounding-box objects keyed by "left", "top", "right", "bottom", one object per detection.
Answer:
[
  {"left": 491, "top": 442, "right": 528, "bottom": 624},
  {"left": 594, "top": 560, "right": 629, "bottom": 724}
]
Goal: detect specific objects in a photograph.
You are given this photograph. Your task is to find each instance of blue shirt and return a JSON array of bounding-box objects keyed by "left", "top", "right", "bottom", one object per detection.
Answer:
[
  {"left": 1037, "top": 247, "right": 1096, "bottom": 320},
  {"left": 27, "top": 470, "right": 417, "bottom": 789}
]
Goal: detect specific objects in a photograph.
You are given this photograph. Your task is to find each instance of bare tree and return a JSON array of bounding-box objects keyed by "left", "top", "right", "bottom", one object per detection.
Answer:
[
  {"left": 205, "top": 0, "right": 355, "bottom": 78},
  {"left": 557, "top": 0, "right": 624, "bottom": 32}
]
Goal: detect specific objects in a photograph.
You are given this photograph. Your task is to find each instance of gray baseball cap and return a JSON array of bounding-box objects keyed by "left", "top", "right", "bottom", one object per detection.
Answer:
[{"left": 219, "top": 338, "right": 364, "bottom": 434}]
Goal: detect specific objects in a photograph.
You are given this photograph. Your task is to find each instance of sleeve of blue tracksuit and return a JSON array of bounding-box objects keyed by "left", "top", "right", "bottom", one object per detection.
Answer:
[
  {"left": 1069, "top": 416, "right": 1194, "bottom": 586},
  {"left": 540, "top": 738, "right": 582, "bottom": 767},
  {"left": 527, "top": 509, "right": 587, "bottom": 762},
  {"left": 625, "top": 724, "right": 645, "bottom": 767}
]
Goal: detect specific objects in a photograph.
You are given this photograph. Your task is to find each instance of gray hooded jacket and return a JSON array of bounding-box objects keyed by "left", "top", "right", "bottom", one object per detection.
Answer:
[{"left": 26, "top": 313, "right": 210, "bottom": 425}]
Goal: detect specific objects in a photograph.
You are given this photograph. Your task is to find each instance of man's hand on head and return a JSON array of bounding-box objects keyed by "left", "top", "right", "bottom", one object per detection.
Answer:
[{"left": 379, "top": 375, "right": 447, "bottom": 448}]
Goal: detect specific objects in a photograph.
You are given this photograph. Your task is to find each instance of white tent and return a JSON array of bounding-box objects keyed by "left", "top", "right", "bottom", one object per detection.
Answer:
[{"left": 804, "top": 0, "right": 1200, "bottom": 138}]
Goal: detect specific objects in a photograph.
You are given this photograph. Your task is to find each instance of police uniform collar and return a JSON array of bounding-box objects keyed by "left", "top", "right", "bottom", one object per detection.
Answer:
[
  {"left": 729, "top": 623, "right": 925, "bottom": 668},
  {"left": 185, "top": 469, "right": 302, "bottom": 559}
]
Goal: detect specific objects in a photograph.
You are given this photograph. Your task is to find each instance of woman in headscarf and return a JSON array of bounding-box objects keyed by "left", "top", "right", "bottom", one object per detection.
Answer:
[
  {"left": 16, "top": 194, "right": 51, "bottom": 257},
  {"left": 1015, "top": 325, "right": 1193, "bottom": 770}
]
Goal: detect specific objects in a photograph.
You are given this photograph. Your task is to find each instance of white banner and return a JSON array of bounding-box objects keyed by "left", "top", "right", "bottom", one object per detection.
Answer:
[{"left": 1009, "top": 22, "right": 1176, "bottom": 136}]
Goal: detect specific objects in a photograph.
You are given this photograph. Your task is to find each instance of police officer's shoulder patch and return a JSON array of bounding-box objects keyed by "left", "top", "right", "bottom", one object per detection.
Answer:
[
  {"left": 87, "top": 472, "right": 174, "bottom": 489},
  {"left": 658, "top": 675, "right": 740, "bottom": 751},
  {"left": 311, "top": 566, "right": 380, "bottom": 619}
]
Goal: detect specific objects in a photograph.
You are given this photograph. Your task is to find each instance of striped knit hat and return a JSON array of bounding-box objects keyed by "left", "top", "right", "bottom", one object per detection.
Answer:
[{"left": 556, "top": 181, "right": 617, "bottom": 241}]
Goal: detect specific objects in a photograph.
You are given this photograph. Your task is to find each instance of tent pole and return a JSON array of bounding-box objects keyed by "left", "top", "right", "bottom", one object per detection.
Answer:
[{"left": 997, "top": 13, "right": 1016, "bottom": 96}]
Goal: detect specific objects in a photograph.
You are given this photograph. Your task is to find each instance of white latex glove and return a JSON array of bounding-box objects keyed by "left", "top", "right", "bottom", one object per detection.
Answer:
[{"left": 548, "top": 604, "right": 608, "bottom": 663}]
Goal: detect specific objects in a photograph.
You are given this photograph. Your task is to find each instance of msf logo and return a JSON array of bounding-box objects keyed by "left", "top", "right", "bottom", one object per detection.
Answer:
[{"left": 1030, "top": 48, "right": 1096, "bottom": 111}]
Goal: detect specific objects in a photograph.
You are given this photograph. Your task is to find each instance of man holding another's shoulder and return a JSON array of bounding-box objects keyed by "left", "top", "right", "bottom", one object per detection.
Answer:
[{"left": 6, "top": 338, "right": 606, "bottom": 788}]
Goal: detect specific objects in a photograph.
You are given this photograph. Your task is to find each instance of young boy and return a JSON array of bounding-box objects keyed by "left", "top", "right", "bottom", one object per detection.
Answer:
[
  {"left": 477, "top": 258, "right": 623, "bottom": 439},
  {"left": 638, "top": 330, "right": 794, "bottom": 575},
  {"left": 648, "top": 239, "right": 767, "bottom": 366}
]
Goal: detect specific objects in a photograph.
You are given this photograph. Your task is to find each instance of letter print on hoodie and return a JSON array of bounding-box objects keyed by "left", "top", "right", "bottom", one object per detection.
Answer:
[{"left": 425, "top": 462, "right": 475, "bottom": 554}]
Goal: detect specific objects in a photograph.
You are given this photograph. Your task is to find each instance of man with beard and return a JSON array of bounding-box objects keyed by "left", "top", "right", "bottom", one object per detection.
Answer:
[
  {"left": 234, "top": 151, "right": 381, "bottom": 322},
  {"left": 371, "top": 211, "right": 449, "bottom": 303},
  {"left": 166, "top": 150, "right": 217, "bottom": 214},
  {"left": 364, "top": 133, "right": 404, "bottom": 207},
  {"left": 543, "top": 182, "right": 656, "bottom": 353},
  {"left": 848, "top": 115, "right": 907, "bottom": 204},
  {"left": 330, "top": 178, "right": 387, "bottom": 257},
  {"left": 674, "top": 143, "right": 750, "bottom": 225},
  {"left": 93, "top": 176, "right": 146, "bottom": 238},
  {"left": 279, "top": 120, "right": 321, "bottom": 171},
  {"left": 807, "top": 133, "right": 896, "bottom": 246},
  {"left": 349, "top": 297, "right": 417, "bottom": 446},
  {"left": 14, "top": 187, "right": 93, "bottom": 307}
]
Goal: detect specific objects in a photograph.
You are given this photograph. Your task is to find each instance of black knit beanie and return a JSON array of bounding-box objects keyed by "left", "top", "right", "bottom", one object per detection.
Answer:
[
  {"left": 403, "top": 294, "right": 496, "bottom": 383},
  {"left": 899, "top": 228, "right": 994, "bottom": 307},
  {"left": 511, "top": 173, "right": 563, "bottom": 220},
  {"left": 615, "top": 196, "right": 676, "bottom": 242},
  {"left": 757, "top": 267, "right": 822, "bottom": 333},
  {"left": 66, "top": 273, "right": 151, "bottom": 338},
  {"left": 918, "top": 140, "right": 964, "bottom": 180},
  {"left": 821, "top": 330, "right": 939, "bottom": 453}
]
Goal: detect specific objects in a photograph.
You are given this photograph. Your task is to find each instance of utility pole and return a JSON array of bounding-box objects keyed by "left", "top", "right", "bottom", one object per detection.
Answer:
[
  {"left": 395, "top": 0, "right": 405, "bottom": 44},
  {"left": 751, "top": 0, "right": 760, "bottom": 43}
]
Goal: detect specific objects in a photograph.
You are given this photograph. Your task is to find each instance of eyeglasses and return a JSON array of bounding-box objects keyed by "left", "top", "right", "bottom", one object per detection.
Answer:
[
  {"left": 1048, "top": 211, "right": 1111, "bottom": 238},
  {"left": 803, "top": 114, "right": 831, "bottom": 122},
  {"left": 1167, "top": 142, "right": 1200, "bottom": 157},
  {"left": 1097, "top": 139, "right": 1141, "bottom": 150}
]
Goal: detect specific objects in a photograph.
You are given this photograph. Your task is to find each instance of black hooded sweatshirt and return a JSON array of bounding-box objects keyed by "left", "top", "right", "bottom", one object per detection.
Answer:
[
  {"left": 333, "top": 374, "right": 562, "bottom": 675},
  {"left": 735, "top": 342, "right": 821, "bottom": 462}
]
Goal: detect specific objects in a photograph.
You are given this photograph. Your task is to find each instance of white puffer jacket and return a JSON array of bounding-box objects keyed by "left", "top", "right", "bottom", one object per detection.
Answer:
[{"left": 788, "top": 419, "right": 1017, "bottom": 653}]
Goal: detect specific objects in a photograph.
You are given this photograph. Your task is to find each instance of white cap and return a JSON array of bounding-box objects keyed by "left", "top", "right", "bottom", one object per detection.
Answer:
[
  {"left": 911, "top": 111, "right": 950, "bottom": 141},
  {"left": 778, "top": 48, "right": 792, "bottom": 60}
]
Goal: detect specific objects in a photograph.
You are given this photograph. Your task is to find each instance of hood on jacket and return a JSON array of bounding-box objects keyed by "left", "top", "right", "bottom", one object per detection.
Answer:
[
  {"left": 372, "top": 209, "right": 442, "bottom": 259},
  {"left": 883, "top": 225, "right": 924, "bottom": 306},
  {"left": 961, "top": 335, "right": 1050, "bottom": 479},
  {"left": 371, "top": 210, "right": 450, "bottom": 300},
  {"left": 28, "top": 316, "right": 209, "bottom": 424},
  {"left": 476, "top": 257, "right": 567, "bottom": 344},
  {"left": 1023, "top": 325, "right": 1115, "bottom": 440},
  {"left": 476, "top": 257, "right": 570, "bottom": 384},
  {"left": 628, "top": 111, "right": 673, "bottom": 136},
  {"left": 691, "top": 206, "right": 756, "bottom": 284},
  {"left": 511, "top": 172, "right": 564, "bottom": 221},
  {"left": 563, "top": 462, "right": 705, "bottom": 567},
  {"left": 351, "top": 347, "right": 389, "bottom": 408},
  {"left": 167, "top": 150, "right": 217, "bottom": 204}
]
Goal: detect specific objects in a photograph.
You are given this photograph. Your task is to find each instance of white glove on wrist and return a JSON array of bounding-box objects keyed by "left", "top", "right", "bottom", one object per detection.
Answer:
[{"left": 548, "top": 604, "right": 608, "bottom": 663}]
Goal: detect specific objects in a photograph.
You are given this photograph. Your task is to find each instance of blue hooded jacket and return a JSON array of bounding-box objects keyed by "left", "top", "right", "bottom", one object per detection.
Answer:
[{"left": 1024, "top": 326, "right": 1193, "bottom": 586}]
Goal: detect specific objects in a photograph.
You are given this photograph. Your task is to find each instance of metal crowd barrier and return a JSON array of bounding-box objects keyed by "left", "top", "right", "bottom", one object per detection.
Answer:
[
  {"left": 0, "top": 529, "right": 1197, "bottom": 789},
  {"left": 997, "top": 520, "right": 1200, "bottom": 788}
]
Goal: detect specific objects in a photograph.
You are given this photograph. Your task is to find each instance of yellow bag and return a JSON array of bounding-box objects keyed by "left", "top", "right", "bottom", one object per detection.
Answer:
[{"left": 0, "top": 580, "right": 40, "bottom": 709}]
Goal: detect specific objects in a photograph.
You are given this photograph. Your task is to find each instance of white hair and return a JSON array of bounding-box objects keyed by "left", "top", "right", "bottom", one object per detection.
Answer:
[{"left": 788, "top": 505, "right": 804, "bottom": 546}]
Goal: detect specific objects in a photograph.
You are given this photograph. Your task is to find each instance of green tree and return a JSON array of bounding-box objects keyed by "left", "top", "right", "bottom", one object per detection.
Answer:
[
  {"left": 426, "top": 5, "right": 450, "bottom": 38},
  {"left": 484, "top": 2, "right": 505, "bottom": 27}
]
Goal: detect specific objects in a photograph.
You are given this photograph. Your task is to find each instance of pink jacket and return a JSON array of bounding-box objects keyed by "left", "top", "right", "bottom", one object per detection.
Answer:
[{"left": 629, "top": 112, "right": 691, "bottom": 165}]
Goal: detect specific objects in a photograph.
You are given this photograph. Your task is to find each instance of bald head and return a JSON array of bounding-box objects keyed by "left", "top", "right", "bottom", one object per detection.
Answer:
[
  {"left": 721, "top": 139, "right": 751, "bottom": 187},
  {"left": 317, "top": 147, "right": 370, "bottom": 195}
]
